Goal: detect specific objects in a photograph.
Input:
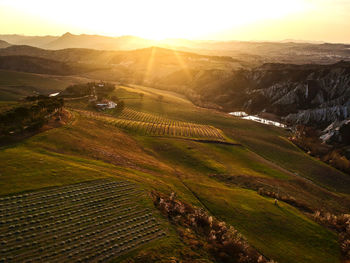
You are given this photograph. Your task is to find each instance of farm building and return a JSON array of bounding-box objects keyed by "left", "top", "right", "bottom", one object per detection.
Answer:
[{"left": 96, "top": 101, "right": 117, "bottom": 110}]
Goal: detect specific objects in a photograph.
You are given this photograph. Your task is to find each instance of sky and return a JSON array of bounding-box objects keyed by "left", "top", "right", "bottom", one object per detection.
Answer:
[{"left": 0, "top": 0, "right": 349, "bottom": 43}]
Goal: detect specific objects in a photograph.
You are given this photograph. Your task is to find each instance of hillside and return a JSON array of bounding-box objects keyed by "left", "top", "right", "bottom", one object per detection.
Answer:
[
  {"left": 181, "top": 61, "right": 350, "bottom": 127},
  {"left": 1, "top": 83, "right": 349, "bottom": 262},
  {"left": 0, "top": 70, "right": 90, "bottom": 101},
  {"left": 0, "top": 55, "right": 99, "bottom": 75},
  {"left": 0, "top": 45, "right": 238, "bottom": 65},
  {"left": 0, "top": 45, "right": 243, "bottom": 88}
]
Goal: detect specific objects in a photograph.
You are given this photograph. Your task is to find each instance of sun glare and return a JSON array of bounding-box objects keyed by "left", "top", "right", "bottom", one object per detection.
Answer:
[{"left": 0, "top": 0, "right": 311, "bottom": 40}]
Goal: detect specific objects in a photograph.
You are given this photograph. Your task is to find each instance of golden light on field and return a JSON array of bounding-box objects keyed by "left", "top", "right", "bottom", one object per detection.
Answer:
[{"left": 0, "top": 0, "right": 349, "bottom": 42}]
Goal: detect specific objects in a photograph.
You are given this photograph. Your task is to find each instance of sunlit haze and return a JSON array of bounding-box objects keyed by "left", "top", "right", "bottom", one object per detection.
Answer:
[{"left": 0, "top": 0, "right": 350, "bottom": 42}]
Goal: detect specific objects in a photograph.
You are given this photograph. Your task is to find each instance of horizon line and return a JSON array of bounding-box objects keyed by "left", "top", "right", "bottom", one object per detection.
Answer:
[{"left": 2, "top": 32, "right": 350, "bottom": 45}]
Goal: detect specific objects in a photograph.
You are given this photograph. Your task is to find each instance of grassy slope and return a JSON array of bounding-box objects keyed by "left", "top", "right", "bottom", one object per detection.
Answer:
[
  {"left": 0, "top": 117, "right": 190, "bottom": 261},
  {"left": 111, "top": 85, "right": 347, "bottom": 262},
  {"left": 0, "top": 69, "right": 89, "bottom": 100},
  {"left": 136, "top": 136, "right": 341, "bottom": 263},
  {"left": 113, "top": 85, "right": 350, "bottom": 195},
  {"left": 1, "top": 84, "right": 349, "bottom": 262},
  {"left": 188, "top": 182, "right": 339, "bottom": 263}
]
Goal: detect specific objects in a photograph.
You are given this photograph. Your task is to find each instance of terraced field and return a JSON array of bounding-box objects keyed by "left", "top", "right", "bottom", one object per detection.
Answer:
[
  {"left": 77, "top": 108, "right": 226, "bottom": 141},
  {"left": 0, "top": 179, "right": 165, "bottom": 263}
]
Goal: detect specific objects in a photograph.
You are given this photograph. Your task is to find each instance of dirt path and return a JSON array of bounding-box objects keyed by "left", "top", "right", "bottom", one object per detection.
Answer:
[{"left": 245, "top": 145, "right": 343, "bottom": 198}]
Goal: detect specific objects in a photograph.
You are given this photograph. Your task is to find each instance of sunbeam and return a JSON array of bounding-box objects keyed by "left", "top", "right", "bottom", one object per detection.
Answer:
[{"left": 143, "top": 46, "right": 157, "bottom": 84}]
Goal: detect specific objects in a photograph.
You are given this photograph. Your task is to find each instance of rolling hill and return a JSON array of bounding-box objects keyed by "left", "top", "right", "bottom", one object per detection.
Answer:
[
  {"left": 0, "top": 70, "right": 91, "bottom": 100},
  {"left": 0, "top": 55, "right": 98, "bottom": 75},
  {"left": 1, "top": 83, "right": 349, "bottom": 262}
]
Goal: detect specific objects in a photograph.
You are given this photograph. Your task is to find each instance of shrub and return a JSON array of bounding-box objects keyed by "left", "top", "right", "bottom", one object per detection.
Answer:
[
  {"left": 257, "top": 188, "right": 313, "bottom": 213},
  {"left": 151, "top": 191, "right": 275, "bottom": 263},
  {"left": 313, "top": 211, "right": 350, "bottom": 259}
]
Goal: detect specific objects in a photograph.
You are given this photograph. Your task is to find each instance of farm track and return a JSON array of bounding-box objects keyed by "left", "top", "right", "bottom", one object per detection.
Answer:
[
  {"left": 75, "top": 108, "right": 226, "bottom": 142},
  {"left": 0, "top": 179, "right": 166, "bottom": 263}
]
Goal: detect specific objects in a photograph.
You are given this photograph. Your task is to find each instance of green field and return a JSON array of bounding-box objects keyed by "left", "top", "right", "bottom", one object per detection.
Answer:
[{"left": 1, "top": 83, "right": 349, "bottom": 262}]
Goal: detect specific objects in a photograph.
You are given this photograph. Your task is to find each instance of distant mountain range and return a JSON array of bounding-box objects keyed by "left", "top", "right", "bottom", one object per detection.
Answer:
[
  {"left": 0, "top": 33, "right": 155, "bottom": 51},
  {"left": 1, "top": 33, "right": 350, "bottom": 65},
  {"left": 0, "top": 34, "right": 57, "bottom": 48}
]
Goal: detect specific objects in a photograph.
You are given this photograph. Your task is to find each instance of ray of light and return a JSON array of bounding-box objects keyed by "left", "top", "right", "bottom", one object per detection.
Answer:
[
  {"left": 171, "top": 49, "right": 193, "bottom": 82},
  {"left": 142, "top": 47, "right": 157, "bottom": 84}
]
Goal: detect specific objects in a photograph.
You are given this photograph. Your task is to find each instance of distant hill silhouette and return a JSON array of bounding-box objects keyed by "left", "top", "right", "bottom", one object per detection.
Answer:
[
  {"left": 1, "top": 33, "right": 350, "bottom": 66},
  {"left": 42, "top": 32, "right": 155, "bottom": 50},
  {"left": 0, "top": 33, "right": 155, "bottom": 50},
  {"left": 0, "top": 34, "right": 57, "bottom": 47},
  {"left": 0, "top": 40, "right": 11, "bottom": 49}
]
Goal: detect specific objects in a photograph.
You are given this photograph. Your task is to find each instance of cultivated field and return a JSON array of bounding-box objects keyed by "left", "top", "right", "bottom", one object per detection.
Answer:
[
  {"left": 0, "top": 179, "right": 165, "bottom": 262},
  {"left": 77, "top": 108, "right": 226, "bottom": 141}
]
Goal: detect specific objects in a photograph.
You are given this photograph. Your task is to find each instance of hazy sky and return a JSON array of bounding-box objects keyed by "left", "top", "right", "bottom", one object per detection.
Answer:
[{"left": 0, "top": 0, "right": 349, "bottom": 43}]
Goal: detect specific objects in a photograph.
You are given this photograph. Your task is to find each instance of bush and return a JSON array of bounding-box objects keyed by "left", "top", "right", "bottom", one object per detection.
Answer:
[
  {"left": 257, "top": 188, "right": 313, "bottom": 213},
  {"left": 151, "top": 191, "right": 276, "bottom": 263}
]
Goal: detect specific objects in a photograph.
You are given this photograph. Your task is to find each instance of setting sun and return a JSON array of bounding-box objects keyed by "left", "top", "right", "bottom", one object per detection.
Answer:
[{"left": 2, "top": 0, "right": 348, "bottom": 42}]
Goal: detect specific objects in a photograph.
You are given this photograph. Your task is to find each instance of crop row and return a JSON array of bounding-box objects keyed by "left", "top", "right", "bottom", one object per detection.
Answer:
[
  {"left": 0, "top": 180, "right": 131, "bottom": 205},
  {"left": 77, "top": 109, "right": 226, "bottom": 141},
  {"left": 0, "top": 179, "right": 165, "bottom": 262},
  {"left": 0, "top": 182, "right": 138, "bottom": 219}
]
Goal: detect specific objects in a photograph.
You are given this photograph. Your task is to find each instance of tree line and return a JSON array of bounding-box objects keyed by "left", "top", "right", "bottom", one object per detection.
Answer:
[{"left": 0, "top": 96, "right": 64, "bottom": 137}]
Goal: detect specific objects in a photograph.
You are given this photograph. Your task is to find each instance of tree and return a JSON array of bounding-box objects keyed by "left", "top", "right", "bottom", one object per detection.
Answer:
[{"left": 14, "top": 107, "right": 30, "bottom": 120}]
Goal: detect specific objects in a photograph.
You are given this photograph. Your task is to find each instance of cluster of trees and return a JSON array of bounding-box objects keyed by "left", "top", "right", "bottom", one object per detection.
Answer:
[
  {"left": 0, "top": 96, "right": 64, "bottom": 136},
  {"left": 62, "top": 82, "right": 115, "bottom": 100}
]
